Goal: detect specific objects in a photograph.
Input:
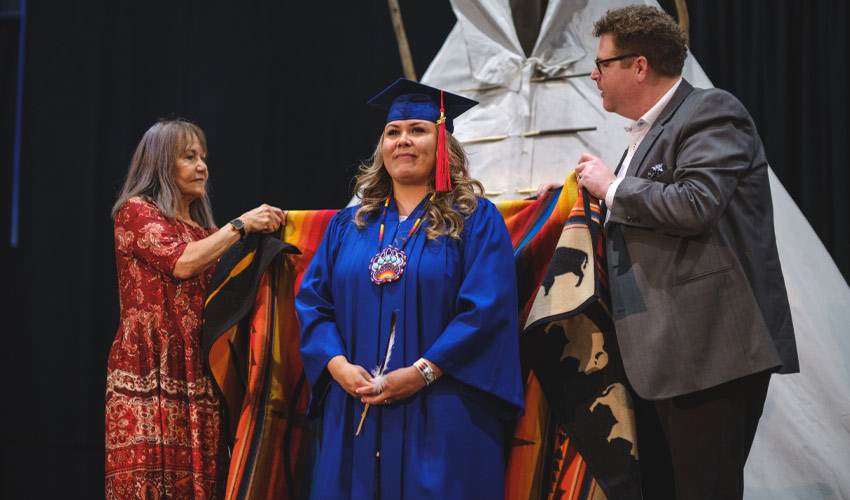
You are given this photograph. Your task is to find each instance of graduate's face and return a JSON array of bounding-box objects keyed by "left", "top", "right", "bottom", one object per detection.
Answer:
[
  {"left": 174, "top": 134, "right": 208, "bottom": 203},
  {"left": 382, "top": 120, "right": 437, "bottom": 188}
]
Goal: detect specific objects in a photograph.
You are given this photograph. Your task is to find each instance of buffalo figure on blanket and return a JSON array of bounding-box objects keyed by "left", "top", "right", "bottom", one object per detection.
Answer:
[
  {"left": 542, "top": 247, "right": 588, "bottom": 294},
  {"left": 590, "top": 383, "right": 638, "bottom": 459}
]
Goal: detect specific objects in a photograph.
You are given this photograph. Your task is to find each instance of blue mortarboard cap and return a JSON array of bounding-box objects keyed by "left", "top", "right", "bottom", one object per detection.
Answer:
[{"left": 367, "top": 78, "right": 477, "bottom": 134}]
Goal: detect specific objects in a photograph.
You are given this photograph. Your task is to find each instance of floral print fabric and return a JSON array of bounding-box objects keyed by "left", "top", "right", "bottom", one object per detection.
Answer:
[{"left": 106, "top": 197, "right": 226, "bottom": 500}]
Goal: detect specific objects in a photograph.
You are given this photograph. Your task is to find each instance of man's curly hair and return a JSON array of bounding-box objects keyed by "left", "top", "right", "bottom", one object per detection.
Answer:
[{"left": 593, "top": 5, "right": 687, "bottom": 78}]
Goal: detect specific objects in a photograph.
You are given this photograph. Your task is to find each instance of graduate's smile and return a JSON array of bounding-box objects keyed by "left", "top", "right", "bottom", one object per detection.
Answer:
[{"left": 382, "top": 119, "right": 437, "bottom": 187}]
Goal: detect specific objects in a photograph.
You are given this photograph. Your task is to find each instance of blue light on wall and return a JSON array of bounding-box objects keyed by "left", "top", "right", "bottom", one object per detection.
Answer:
[{"left": 4, "top": 0, "right": 25, "bottom": 247}]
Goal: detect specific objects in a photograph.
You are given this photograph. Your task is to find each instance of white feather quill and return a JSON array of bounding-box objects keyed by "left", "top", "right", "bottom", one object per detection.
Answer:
[
  {"left": 370, "top": 319, "right": 396, "bottom": 393},
  {"left": 357, "top": 311, "right": 397, "bottom": 436}
]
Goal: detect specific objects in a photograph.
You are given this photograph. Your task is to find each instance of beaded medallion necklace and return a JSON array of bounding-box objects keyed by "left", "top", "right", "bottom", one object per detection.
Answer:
[{"left": 369, "top": 192, "right": 435, "bottom": 285}]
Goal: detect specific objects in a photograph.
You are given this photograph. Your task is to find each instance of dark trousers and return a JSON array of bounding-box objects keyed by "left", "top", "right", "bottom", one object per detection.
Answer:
[{"left": 632, "top": 371, "right": 772, "bottom": 500}]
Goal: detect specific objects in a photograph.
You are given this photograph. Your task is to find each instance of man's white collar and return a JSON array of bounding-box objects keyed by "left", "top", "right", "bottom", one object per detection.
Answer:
[{"left": 624, "top": 77, "right": 683, "bottom": 133}]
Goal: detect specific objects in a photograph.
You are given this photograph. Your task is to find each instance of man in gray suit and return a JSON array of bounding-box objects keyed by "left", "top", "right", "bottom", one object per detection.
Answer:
[{"left": 575, "top": 6, "right": 799, "bottom": 499}]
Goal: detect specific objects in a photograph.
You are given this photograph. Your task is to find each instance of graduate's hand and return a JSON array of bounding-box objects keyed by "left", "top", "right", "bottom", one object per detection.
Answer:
[
  {"left": 327, "top": 355, "right": 371, "bottom": 398},
  {"left": 357, "top": 366, "right": 425, "bottom": 406}
]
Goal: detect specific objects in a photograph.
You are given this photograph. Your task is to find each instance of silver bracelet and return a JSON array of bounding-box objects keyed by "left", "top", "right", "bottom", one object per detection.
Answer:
[{"left": 414, "top": 358, "right": 437, "bottom": 386}]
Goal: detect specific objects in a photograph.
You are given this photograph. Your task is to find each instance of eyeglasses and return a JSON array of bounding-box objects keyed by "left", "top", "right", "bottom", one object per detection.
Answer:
[{"left": 594, "top": 54, "right": 639, "bottom": 74}]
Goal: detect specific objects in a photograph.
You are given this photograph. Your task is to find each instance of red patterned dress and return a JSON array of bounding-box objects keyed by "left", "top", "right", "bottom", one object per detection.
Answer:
[{"left": 106, "top": 197, "right": 227, "bottom": 499}]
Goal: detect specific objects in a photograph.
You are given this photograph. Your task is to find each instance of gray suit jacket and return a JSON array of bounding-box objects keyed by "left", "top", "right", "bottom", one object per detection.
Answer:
[{"left": 606, "top": 79, "right": 799, "bottom": 400}]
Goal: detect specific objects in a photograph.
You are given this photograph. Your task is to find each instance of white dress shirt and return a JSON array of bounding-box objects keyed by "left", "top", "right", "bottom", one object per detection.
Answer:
[{"left": 604, "top": 78, "right": 683, "bottom": 210}]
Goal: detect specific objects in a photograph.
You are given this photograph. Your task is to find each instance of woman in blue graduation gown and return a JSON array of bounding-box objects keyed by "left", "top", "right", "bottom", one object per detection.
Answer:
[{"left": 296, "top": 79, "right": 524, "bottom": 499}]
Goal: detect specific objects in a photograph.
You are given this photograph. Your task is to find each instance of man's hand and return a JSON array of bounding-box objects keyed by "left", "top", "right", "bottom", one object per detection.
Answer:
[{"left": 575, "top": 153, "right": 617, "bottom": 200}]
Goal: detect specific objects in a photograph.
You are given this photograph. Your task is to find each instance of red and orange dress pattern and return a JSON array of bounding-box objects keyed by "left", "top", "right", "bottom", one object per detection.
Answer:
[{"left": 106, "top": 197, "right": 226, "bottom": 500}]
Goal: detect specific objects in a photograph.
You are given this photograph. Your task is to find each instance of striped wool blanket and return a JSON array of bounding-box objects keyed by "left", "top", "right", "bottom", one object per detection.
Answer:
[{"left": 202, "top": 172, "right": 639, "bottom": 500}]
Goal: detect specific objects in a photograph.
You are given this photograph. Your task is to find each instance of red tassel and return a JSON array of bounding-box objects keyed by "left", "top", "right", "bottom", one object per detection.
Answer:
[{"left": 436, "top": 90, "right": 452, "bottom": 192}]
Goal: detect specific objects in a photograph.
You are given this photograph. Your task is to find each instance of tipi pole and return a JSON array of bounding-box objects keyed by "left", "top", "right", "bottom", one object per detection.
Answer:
[{"left": 387, "top": 0, "right": 417, "bottom": 81}]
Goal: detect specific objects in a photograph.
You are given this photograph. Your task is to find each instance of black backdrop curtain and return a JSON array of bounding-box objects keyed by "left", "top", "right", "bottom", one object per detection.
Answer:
[{"left": 0, "top": 1, "right": 846, "bottom": 497}]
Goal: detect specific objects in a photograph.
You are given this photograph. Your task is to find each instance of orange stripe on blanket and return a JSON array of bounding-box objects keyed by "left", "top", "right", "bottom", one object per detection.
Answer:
[{"left": 205, "top": 249, "right": 257, "bottom": 308}]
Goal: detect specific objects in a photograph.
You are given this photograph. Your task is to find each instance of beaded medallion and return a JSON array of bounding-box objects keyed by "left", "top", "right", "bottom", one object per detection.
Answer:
[
  {"left": 369, "top": 193, "right": 434, "bottom": 285},
  {"left": 369, "top": 245, "right": 407, "bottom": 284}
]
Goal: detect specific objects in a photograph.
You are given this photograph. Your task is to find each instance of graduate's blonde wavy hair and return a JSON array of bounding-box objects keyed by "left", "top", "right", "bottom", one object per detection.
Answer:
[{"left": 353, "top": 130, "right": 483, "bottom": 241}]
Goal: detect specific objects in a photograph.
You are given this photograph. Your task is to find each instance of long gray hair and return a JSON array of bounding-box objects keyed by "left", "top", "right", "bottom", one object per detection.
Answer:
[{"left": 112, "top": 119, "right": 215, "bottom": 229}]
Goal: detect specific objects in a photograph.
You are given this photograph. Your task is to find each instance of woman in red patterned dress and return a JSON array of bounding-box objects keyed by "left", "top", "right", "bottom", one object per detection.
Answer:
[{"left": 105, "top": 119, "right": 284, "bottom": 499}]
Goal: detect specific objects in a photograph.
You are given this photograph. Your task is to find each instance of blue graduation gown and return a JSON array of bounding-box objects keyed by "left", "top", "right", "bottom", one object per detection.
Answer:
[{"left": 296, "top": 196, "right": 524, "bottom": 499}]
